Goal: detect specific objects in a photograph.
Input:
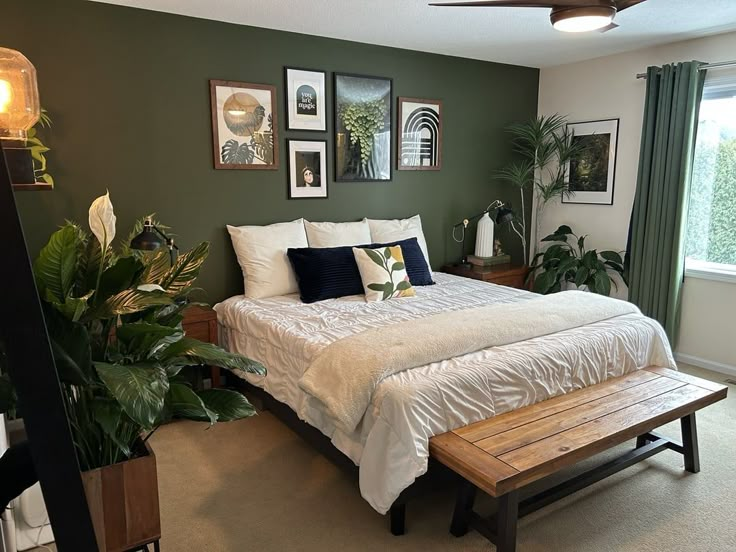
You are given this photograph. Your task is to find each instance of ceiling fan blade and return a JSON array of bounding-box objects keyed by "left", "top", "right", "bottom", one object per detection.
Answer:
[
  {"left": 615, "top": 0, "right": 647, "bottom": 11},
  {"left": 598, "top": 21, "right": 619, "bottom": 32},
  {"left": 429, "top": 0, "right": 599, "bottom": 7}
]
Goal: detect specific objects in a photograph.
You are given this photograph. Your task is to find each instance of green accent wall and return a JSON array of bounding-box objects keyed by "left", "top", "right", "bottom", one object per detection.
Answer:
[{"left": 4, "top": 0, "right": 538, "bottom": 302}]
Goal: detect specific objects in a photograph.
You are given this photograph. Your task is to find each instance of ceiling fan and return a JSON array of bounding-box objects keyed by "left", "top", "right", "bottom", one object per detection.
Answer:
[{"left": 429, "top": 0, "right": 648, "bottom": 33}]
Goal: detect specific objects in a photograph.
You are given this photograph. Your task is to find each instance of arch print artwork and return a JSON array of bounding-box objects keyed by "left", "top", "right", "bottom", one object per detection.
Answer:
[{"left": 398, "top": 97, "right": 443, "bottom": 171}]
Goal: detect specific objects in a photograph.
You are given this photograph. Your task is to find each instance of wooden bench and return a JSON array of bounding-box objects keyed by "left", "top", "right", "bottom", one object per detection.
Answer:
[{"left": 429, "top": 367, "right": 728, "bottom": 551}]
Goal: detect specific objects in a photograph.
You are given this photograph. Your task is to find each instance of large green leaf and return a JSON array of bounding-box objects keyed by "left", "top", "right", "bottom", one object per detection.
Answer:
[
  {"left": 95, "top": 362, "right": 169, "bottom": 430},
  {"left": 574, "top": 266, "right": 590, "bottom": 287},
  {"left": 197, "top": 389, "right": 256, "bottom": 421},
  {"left": 139, "top": 248, "right": 171, "bottom": 285},
  {"left": 97, "top": 256, "right": 145, "bottom": 302},
  {"left": 533, "top": 269, "right": 558, "bottom": 294},
  {"left": 159, "top": 337, "right": 266, "bottom": 375},
  {"left": 90, "top": 397, "right": 131, "bottom": 457},
  {"left": 599, "top": 250, "right": 624, "bottom": 265},
  {"left": 362, "top": 248, "right": 385, "bottom": 268},
  {"left": 160, "top": 242, "right": 210, "bottom": 296},
  {"left": 33, "top": 225, "right": 80, "bottom": 302},
  {"left": 221, "top": 139, "right": 253, "bottom": 164},
  {"left": 43, "top": 305, "right": 93, "bottom": 385},
  {"left": 116, "top": 322, "right": 183, "bottom": 358},
  {"left": 86, "top": 289, "right": 173, "bottom": 320},
  {"left": 591, "top": 270, "right": 612, "bottom": 296},
  {"left": 169, "top": 383, "right": 217, "bottom": 424}
]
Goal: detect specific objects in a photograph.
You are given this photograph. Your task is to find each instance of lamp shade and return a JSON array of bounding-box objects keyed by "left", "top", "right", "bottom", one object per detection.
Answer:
[
  {"left": 130, "top": 221, "right": 165, "bottom": 251},
  {"left": 0, "top": 48, "right": 40, "bottom": 141},
  {"left": 495, "top": 207, "right": 515, "bottom": 225}
]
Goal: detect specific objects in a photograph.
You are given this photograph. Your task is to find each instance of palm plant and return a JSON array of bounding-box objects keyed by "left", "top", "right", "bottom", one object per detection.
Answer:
[
  {"left": 495, "top": 114, "right": 585, "bottom": 265},
  {"left": 3, "top": 192, "right": 265, "bottom": 471}
]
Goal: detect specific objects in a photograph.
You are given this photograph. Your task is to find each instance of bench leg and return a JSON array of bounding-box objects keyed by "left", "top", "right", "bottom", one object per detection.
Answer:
[
  {"left": 681, "top": 413, "right": 700, "bottom": 474},
  {"left": 636, "top": 434, "right": 649, "bottom": 448},
  {"left": 390, "top": 502, "right": 406, "bottom": 536},
  {"left": 450, "top": 480, "right": 477, "bottom": 537},
  {"left": 496, "top": 490, "right": 519, "bottom": 552}
]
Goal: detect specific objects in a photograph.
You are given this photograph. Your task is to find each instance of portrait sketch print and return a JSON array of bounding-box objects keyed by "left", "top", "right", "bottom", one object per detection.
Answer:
[
  {"left": 288, "top": 139, "right": 328, "bottom": 199},
  {"left": 285, "top": 68, "right": 327, "bottom": 132},
  {"left": 563, "top": 118, "right": 619, "bottom": 205},
  {"left": 334, "top": 73, "right": 392, "bottom": 182},
  {"left": 210, "top": 80, "right": 279, "bottom": 170},
  {"left": 398, "top": 97, "right": 442, "bottom": 170}
]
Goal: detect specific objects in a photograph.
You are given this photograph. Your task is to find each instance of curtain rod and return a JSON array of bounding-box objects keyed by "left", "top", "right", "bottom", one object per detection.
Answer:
[{"left": 636, "top": 60, "right": 736, "bottom": 79}]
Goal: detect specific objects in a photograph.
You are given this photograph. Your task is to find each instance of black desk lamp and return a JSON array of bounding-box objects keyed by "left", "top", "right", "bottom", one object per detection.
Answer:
[
  {"left": 452, "top": 200, "right": 515, "bottom": 268},
  {"left": 130, "top": 218, "right": 179, "bottom": 265}
]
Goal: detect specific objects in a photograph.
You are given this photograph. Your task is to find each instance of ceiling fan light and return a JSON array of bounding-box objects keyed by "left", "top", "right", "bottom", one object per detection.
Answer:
[{"left": 551, "top": 6, "right": 616, "bottom": 33}]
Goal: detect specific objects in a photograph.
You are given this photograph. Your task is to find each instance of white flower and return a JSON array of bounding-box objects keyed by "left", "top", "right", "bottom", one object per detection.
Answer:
[
  {"left": 88, "top": 191, "right": 116, "bottom": 250},
  {"left": 137, "top": 284, "right": 165, "bottom": 293}
]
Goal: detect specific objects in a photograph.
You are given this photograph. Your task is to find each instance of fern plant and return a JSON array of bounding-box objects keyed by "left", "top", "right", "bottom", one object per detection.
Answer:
[{"left": 4, "top": 193, "right": 265, "bottom": 470}]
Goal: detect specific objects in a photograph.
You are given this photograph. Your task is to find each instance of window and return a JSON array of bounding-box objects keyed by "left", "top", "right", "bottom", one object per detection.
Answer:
[{"left": 685, "top": 70, "right": 736, "bottom": 282}]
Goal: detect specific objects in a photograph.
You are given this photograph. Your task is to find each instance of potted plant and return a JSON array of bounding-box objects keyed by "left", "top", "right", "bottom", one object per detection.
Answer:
[
  {"left": 495, "top": 114, "right": 586, "bottom": 265},
  {"left": 528, "top": 225, "right": 627, "bottom": 296},
  {"left": 2, "top": 192, "right": 265, "bottom": 551}
]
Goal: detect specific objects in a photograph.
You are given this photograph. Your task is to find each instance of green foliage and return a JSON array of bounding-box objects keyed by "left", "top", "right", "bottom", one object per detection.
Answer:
[
  {"left": 338, "top": 100, "right": 387, "bottom": 166},
  {"left": 16, "top": 210, "right": 267, "bottom": 471},
  {"left": 25, "top": 109, "right": 54, "bottom": 186},
  {"left": 686, "top": 135, "right": 736, "bottom": 265},
  {"left": 528, "top": 225, "right": 626, "bottom": 296},
  {"left": 220, "top": 114, "right": 274, "bottom": 165},
  {"left": 495, "top": 114, "right": 588, "bottom": 264}
]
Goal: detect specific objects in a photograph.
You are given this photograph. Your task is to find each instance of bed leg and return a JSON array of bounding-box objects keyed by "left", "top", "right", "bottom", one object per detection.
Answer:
[
  {"left": 636, "top": 434, "right": 648, "bottom": 448},
  {"left": 390, "top": 502, "right": 406, "bottom": 536},
  {"left": 681, "top": 413, "right": 700, "bottom": 474},
  {"left": 450, "top": 479, "right": 477, "bottom": 537},
  {"left": 496, "top": 490, "right": 519, "bottom": 552}
]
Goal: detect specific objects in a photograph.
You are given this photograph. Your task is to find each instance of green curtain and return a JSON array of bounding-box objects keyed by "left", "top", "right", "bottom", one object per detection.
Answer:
[{"left": 628, "top": 61, "right": 706, "bottom": 345}]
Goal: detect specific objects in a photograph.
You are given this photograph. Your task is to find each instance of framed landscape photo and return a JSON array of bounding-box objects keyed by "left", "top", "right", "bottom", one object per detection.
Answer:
[
  {"left": 397, "top": 97, "right": 442, "bottom": 170},
  {"left": 209, "top": 79, "right": 278, "bottom": 170},
  {"left": 285, "top": 67, "right": 327, "bottom": 132},
  {"left": 334, "top": 73, "right": 392, "bottom": 182},
  {"left": 287, "top": 139, "right": 328, "bottom": 199},
  {"left": 563, "top": 118, "right": 619, "bottom": 205}
]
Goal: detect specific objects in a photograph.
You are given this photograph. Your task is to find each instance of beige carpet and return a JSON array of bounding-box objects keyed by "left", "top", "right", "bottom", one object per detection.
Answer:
[
  {"left": 35, "top": 364, "right": 734, "bottom": 552},
  {"left": 143, "top": 364, "right": 736, "bottom": 552}
]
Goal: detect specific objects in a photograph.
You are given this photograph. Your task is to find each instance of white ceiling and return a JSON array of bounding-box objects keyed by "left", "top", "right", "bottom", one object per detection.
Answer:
[{"left": 90, "top": 0, "right": 736, "bottom": 68}]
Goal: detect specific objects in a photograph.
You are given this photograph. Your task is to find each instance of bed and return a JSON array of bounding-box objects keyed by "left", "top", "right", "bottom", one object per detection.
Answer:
[{"left": 214, "top": 272, "right": 675, "bottom": 515}]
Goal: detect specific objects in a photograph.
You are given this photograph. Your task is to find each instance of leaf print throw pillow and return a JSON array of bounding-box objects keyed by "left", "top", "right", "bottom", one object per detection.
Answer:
[{"left": 352, "top": 245, "right": 417, "bottom": 302}]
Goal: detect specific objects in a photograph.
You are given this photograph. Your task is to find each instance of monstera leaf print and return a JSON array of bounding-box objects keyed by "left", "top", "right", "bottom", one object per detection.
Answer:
[{"left": 221, "top": 140, "right": 254, "bottom": 164}]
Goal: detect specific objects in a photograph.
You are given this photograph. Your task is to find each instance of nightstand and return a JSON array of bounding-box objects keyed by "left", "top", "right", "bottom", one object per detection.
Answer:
[
  {"left": 182, "top": 305, "right": 221, "bottom": 388},
  {"left": 441, "top": 263, "right": 529, "bottom": 289}
]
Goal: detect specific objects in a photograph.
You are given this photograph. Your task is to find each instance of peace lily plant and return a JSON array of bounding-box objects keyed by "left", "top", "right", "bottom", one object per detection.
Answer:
[{"left": 13, "top": 192, "right": 265, "bottom": 470}]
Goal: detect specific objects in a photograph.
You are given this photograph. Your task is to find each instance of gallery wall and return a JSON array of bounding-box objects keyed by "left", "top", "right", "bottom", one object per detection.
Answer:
[
  {"left": 538, "top": 31, "right": 736, "bottom": 373},
  {"left": 4, "top": 0, "right": 539, "bottom": 301}
]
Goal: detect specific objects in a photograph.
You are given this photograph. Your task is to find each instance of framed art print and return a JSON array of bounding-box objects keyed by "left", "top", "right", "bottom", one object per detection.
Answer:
[
  {"left": 397, "top": 97, "right": 442, "bottom": 170},
  {"left": 334, "top": 73, "right": 392, "bottom": 182},
  {"left": 285, "top": 67, "right": 327, "bottom": 132},
  {"left": 288, "top": 139, "right": 328, "bottom": 199},
  {"left": 563, "top": 118, "right": 619, "bottom": 205},
  {"left": 209, "top": 80, "right": 278, "bottom": 170}
]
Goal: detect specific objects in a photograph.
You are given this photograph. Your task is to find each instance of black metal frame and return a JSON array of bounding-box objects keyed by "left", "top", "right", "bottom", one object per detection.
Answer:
[
  {"left": 449, "top": 413, "right": 701, "bottom": 552},
  {"left": 0, "top": 144, "right": 99, "bottom": 549}
]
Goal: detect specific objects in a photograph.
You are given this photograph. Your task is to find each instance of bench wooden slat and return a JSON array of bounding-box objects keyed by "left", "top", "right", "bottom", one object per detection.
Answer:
[
  {"left": 475, "top": 375, "right": 686, "bottom": 456},
  {"left": 495, "top": 383, "right": 725, "bottom": 492},
  {"left": 454, "top": 370, "right": 659, "bottom": 443},
  {"left": 644, "top": 366, "right": 726, "bottom": 392},
  {"left": 429, "top": 431, "right": 518, "bottom": 497}
]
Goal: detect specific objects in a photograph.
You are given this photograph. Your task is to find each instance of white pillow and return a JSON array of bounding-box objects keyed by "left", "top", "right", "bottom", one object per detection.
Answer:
[
  {"left": 226, "top": 219, "right": 308, "bottom": 299},
  {"left": 304, "top": 220, "right": 372, "bottom": 248},
  {"left": 366, "top": 215, "right": 431, "bottom": 269}
]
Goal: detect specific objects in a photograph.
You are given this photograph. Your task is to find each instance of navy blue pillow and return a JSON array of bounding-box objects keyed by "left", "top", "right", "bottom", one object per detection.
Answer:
[{"left": 287, "top": 237, "right": 433, "bottom": 304}]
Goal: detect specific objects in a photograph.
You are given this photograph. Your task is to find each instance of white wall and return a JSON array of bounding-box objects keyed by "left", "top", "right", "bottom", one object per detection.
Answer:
[{"left": 538, "top": 31, "right": 736, "bottom": 373}]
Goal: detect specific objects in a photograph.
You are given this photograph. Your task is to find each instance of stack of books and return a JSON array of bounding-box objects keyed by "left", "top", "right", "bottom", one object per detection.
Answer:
[{"left": 467, "top": 254, "right": 511, "bottom": 267}]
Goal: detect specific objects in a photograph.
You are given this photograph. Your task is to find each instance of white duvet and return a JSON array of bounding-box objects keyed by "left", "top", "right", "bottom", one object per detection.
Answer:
[{"left": 214, "top": 273, "right": 675, "bottom": 514}]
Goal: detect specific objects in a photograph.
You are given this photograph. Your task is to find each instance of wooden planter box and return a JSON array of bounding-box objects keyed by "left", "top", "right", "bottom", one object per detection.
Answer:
[{"left": 81, "top": 442, "right": 161, "bottom": 552}]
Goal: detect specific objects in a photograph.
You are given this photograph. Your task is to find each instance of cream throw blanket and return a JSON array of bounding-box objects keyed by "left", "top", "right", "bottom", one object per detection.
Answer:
[{"left": 299, "top": 291, "right": 639, "bottom": 432}]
